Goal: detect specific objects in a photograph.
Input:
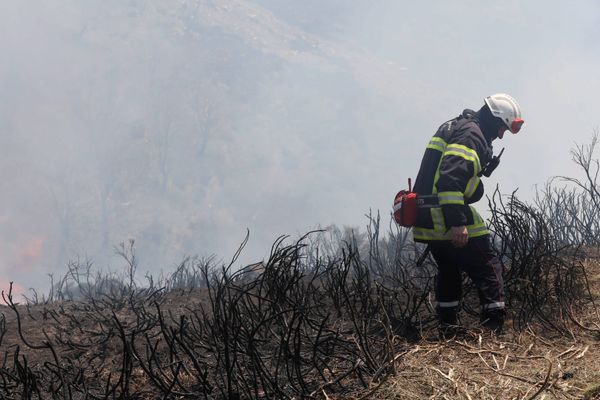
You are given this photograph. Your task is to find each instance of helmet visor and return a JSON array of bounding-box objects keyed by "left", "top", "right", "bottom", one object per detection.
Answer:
[{"left": 510, "top": 118, "right": 524, "bottom": 134}]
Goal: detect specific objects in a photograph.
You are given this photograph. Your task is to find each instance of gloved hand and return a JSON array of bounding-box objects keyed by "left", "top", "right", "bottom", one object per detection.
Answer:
[{"left": 451, "top": 226, "right": 468, "bottom": 248}]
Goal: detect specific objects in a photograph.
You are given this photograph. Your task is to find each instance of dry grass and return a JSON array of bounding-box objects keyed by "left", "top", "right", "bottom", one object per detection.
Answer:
[
  {"left": 371, "top": 329, "right": 600, "bottom": 400},
  {"left": 369, "top": 258, "right": 600, "bottom": 400},
  {"left": 1, "top": 260, "right": 599, "bottom": 399},
  {"left": 4, "top": 312, "right": 598, "bottom": 399}
]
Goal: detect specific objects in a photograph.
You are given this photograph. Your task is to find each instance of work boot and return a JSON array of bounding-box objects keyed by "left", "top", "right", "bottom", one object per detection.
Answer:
[
  {"left": 438, "top": 323, "right": 468, "bottom": 340},
  {"left": 437, "top": 306, "right": 465, "bottom": 339},
  {"left": 437, "top": 305, "right": 458, "bottom": 324},
  {"left": 480, "top": 308, "right": 505, "bottom": 334}
]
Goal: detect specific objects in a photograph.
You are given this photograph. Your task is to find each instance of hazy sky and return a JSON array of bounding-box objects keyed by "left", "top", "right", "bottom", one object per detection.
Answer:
[{"left": 1, "top": 0, "right": 599, "bottom": 295}]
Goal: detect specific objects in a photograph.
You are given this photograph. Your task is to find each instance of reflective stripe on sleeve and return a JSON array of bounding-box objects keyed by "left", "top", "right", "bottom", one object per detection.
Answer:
[
  {"left": 438, "top": 191, "right": 465, "bottom": 205},
  {"left": 464, "top": 176, "right": 480, "bottom": 198},
  {"left": 427, "top": 137, "right": 448, "bottom": 152},
  {"left": 444, "top": 143, "right": 481, "bottom": 173}
]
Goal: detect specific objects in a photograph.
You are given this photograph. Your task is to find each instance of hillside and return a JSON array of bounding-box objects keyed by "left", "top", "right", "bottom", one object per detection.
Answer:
[
  {"left": 1, "top": 225, "right": 600, "bottom": 399},
  {"left": 2, "top": 2, "right": 600, "bottom": 398},
  {"left": 1, "top": 0, "right": 413, "bottom": 286}
]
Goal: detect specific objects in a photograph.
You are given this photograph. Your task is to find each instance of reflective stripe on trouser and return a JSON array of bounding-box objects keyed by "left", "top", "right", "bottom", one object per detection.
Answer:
[
  {"left": 429, "top": 235, "right": 504, "bottom": 317},
  {"left": 412, "top": 206, "right": 489, "bottom": 241},
  {"left": 482, "top": 302, "right": 505, "bottom": 310},
  {"left": 437, "top": 301, "right": 460, "bottom": 308}
]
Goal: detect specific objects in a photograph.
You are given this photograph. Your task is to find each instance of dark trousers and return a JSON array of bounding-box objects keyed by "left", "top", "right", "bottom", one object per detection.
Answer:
[{"left": 429, "top": 235, "right": 504, "bottom": 323}]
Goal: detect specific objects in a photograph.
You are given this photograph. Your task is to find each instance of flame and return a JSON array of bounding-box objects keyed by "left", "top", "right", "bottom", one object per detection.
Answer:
[
  {"left": 16, "top": 236, "right": 45, "bottom": 272},
  {"left": 0, "top": 280, "right": 25, "bottom": 299},
  {"left": 0, "top": 235, "right": 45, "bottom": 301}
]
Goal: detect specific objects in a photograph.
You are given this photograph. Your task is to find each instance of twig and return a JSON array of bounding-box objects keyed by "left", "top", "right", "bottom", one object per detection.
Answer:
[{"left": 524, "top": 358, "right": 553, "bottom": 400}]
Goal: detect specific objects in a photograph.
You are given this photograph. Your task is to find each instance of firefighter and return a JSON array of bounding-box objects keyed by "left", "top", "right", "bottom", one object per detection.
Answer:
[{"left": 412, "top": 93, "right": 524, "bottom": 334}]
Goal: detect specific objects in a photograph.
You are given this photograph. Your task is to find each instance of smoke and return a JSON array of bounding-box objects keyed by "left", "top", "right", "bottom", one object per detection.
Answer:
[
  {"left": 1, "top": 0, "right": 599, "bottom": 292},
  {"left": 15, "top": 236, "right": 45, "bottom": 272}
]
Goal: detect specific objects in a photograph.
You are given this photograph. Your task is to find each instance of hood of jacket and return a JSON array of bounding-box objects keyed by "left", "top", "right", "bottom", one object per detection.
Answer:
[{"left": 472, "top": 105, "right": 505, "bottom": 143}]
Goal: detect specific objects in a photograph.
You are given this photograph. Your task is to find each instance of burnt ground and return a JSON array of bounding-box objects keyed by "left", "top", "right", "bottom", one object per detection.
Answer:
[{"left": 0, "top": 260, "right": 599, "bottom": 399}]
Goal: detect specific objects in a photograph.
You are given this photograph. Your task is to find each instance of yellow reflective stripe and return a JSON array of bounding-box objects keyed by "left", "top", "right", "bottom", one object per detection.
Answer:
[
  {"left": 413, "top": 224, "right": 489, "bottom": 241},
  {"left": 431, "top": 137, "right": 447, "bottom": 146},
  {"left": 444, "top": 151, "right": 480, "bottom": 173},
  {"left": 427, "top": 143, "right": 445, "bottom": 152},
  {"left": 432, "top": 155, "right": 445, "bottom": 194},
  {"left": 468, "top": 225, "right": 490, "bottom": 238},
  {"left": 445, "top": 143, "right": 481, "bottom": 173},
  {"left": 413, "top": 206, "right": 489, "bottom": 241},
  {"left": 431, "top": 207, "right": 445, "bottom": 231},
  {"left": 438, "top": 191, "right": 465, "bottom": 205},
  {"left": 413, "top": 226, "right": 451, "bottom": 241},
  {"left": 433, "top": 168, "right": 441, "bottom": 194},
  {"left": 446, "top": 143, "right": 480, "bottom": 160},
  {"left": 470, "top": 206, "right": 485, "bottom": 224},
  {"left": 439, "top": 191, "right": 463, "bottom": 197},
  {"left": 464, "top": 176, "right": 480, "bottom": 198},
  {"left": 430, "top": 138, "right": 448, "bottom": 193},
  {"left": 433, "top": 143, "right": 481, "bottom": 194},
  {"left": 468, "top": 207, "right": 489, "bottom": 237},
  {"left": 427, "top": 137, "right": 447, "bottom": 152}
]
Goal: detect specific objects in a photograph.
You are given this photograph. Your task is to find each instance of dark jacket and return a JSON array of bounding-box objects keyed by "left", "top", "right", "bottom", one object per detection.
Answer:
[{"left": 412, "top": 109, "right": 493, "bottom": 242}]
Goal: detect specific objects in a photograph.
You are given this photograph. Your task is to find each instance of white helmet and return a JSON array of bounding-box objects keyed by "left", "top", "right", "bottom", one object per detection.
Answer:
[{"left": 484, "top": 93, "right": 524, "bottom": 133}]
